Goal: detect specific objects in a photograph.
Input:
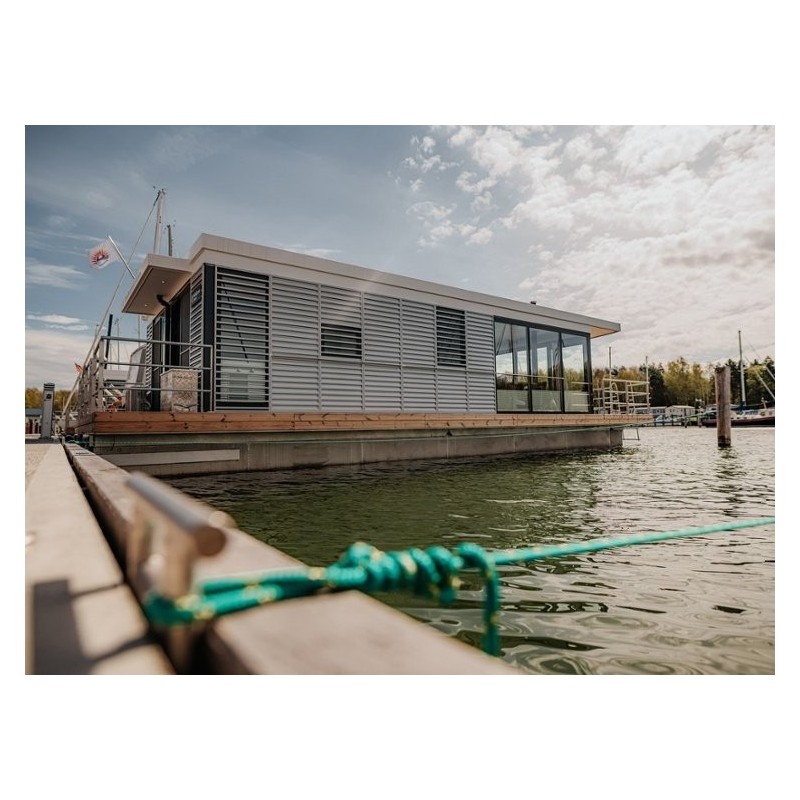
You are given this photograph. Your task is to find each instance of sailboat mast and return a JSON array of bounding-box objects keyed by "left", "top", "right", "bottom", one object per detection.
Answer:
[{"left": 738, "top": 330, "right": 746, "bottom": 410}]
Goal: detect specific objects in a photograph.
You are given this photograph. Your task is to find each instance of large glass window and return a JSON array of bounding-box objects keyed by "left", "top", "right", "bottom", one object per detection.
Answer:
[
  {"left": 494, "top": 318, "right": 591, "bottom": 412},
  {"left": 495, "top": 321, "right": 531, "bottom": 411},
  {"left": 530, "top": 327, "right": 561, "bottom": 411},
  {"left": 562, "top": 332, "right": 591, "bottom": 411}
]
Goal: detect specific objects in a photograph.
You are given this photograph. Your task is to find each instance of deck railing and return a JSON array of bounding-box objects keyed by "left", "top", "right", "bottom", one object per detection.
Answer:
[{"left": 68, "top": 334, "right": 215, "bottom": 428}]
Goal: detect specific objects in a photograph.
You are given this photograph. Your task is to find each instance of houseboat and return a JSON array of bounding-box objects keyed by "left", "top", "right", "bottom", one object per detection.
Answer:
[{"left": 72, "top": 234, "right": 638, "bottom": 477}]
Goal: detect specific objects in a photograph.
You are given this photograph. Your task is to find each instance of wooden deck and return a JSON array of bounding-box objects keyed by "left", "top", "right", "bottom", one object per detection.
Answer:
[{"left": 79, "top": 410, "right": 641, "bottom": 435}]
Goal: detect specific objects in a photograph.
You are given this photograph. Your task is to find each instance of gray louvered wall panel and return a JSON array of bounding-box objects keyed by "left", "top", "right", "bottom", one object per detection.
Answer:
[
  {"left": 467, "top": 372, "right": 497, "bottom": 411},
  {"left": 271, "top": 277, "right": 319, "bottom": 357},
  {"left": 320, "top": 360, "right": 364, "bottom": 410},
  {"left": 364, "top": 364, "right": 402, "bottom": 411},
  {"left": 465, "top": 311, "right": 497, "bottom": 411},
  {"left": 215, "top": 267, "right": 269, "bottom": 407},
  {"left": 466, "top": 312, "right": 496, "bottom": 371},
  {"left": 144, "top": 321, "right": 153, "bottom": 390},
  {"left": 402, "top": 367, "right": 437, "bottom": 410},
  {"left": 269, "top": 359, "right": 320, "bottom": 411},
  {"left": 321, "top": 286, "right": 362, "bottom": 326},
  {"left": 188, "top": 270, "right": 204, "bottom": 371},
  {"left": 401, "top": 300, "right": 435, "bottom": 366},
  {"left": 364, "top": 294, "right": 401, "bottom": 364},
  {"left": 436, "top": 369, "right": 469, "bottom": 411},
  {"left": 195, "top": 270, "right": 501, "bottom": 414}
]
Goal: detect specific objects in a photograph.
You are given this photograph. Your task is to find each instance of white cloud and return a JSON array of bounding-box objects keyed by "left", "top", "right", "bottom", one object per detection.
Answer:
[
  {"left": 25, "top": 328, "right": 96, "bottom": 390},
  {"left": 419, "top": 135, "right": 436, "bottom": 154},
  {"left": 468, "top": 126, "right": 529, "bottom": 178},
  {"left": 404, "top": 134, "right": 457, "bottom": 174},
  {"left": 613, "top": 125, "right": 724, "bottom": 177},
  {"left": 466, "top": 227, "right": 493, "bottom": 245},
  {"left": 26, "top": 261, "right": 87, "bottom": 289},
  {"left": 448, "top": 127, "right": 476, "bottom": 148},
  {"left": 27, "top": 314, "right": 88, "bottom": 328},
  {"left": 455, "top": 170, "right": 497, "bottom": 196},
  {"left": 564, "top": 132, "right": 607, "bottom": 164}
]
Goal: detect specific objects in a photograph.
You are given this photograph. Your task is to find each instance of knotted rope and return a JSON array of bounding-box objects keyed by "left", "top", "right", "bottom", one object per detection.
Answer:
[{"left": 143, "top": 516, "right": 774, "bottom": 656}]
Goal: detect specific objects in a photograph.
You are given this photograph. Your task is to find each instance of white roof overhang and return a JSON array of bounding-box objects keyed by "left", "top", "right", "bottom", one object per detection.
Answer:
[{"left": 122, "top": 254, "right": 194, "bottom": 316}]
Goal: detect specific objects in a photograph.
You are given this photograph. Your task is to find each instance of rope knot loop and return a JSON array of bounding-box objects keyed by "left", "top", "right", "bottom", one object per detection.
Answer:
[{"left": 336, "top": 542, "right": 462, "bottom": 601}]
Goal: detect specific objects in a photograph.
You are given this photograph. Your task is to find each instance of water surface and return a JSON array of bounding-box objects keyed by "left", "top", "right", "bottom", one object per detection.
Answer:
[{"left": 168, "top": 426, "right": 775, "bottom": 674}]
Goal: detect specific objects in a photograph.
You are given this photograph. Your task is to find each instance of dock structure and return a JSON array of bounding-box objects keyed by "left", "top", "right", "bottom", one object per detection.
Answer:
[
  {"left": 25, "top": 440, "right": 173, "bottom": 674},
  {"left": 25, "top": 439, "right": 516, "bottom": 675}
]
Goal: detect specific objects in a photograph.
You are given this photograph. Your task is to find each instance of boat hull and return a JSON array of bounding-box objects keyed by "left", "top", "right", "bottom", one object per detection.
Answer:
[{"left": 701, "top": 414, "right": 774, "bottom": 428}]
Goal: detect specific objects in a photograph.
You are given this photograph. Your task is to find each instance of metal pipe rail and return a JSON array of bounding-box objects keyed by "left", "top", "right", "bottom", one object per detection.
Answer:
[{"left": 66, "top": 333, "right": 215, "bottom": 428}]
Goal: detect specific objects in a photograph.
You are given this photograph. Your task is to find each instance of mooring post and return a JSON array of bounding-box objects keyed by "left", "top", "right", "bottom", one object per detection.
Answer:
[{"left": 715, "top": 365, "right": 732, "bottom": 447}]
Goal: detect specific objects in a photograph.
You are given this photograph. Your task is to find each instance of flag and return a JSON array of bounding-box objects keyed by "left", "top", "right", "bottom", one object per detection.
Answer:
[
  {"left": 74, "top": 362, "right": 84, "bottom": 373},
  {"left": 88, "top": 237, "right": 120, "bottom": 270}
]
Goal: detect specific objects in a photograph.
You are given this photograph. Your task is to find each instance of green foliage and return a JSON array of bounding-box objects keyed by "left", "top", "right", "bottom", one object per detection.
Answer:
[
  {"left": 593, "top": 355, "right": 774, "bottom": 409},
  {"left": 24, "top": 388, "right": 73, "bottom": 411},
  {"left": 25, "top": 388, "right": 42, "bottom": 408}
]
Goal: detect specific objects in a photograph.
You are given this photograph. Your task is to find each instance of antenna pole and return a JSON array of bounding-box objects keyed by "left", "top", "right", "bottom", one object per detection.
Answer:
[{"left": 738, "top": 330, "right": 746, "bottom": 411}]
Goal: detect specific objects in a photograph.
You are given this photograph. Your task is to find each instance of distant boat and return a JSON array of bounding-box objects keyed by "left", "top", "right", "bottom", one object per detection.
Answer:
[
  {"left": 700, "top": 406, "right": 775, "bottom": 427},
  {"left": 732, "top": 407, "right": 775, "bottom": 427}
]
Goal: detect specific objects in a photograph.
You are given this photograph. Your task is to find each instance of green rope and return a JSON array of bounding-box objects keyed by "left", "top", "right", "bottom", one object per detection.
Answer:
[{"left": 142, "top": 516, "right": 775, "bottom": 656}]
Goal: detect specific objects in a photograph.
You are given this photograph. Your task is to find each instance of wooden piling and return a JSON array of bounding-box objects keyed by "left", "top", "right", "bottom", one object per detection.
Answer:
[{"left": 715, "top": 366, "right": 732, "bottom": 447}]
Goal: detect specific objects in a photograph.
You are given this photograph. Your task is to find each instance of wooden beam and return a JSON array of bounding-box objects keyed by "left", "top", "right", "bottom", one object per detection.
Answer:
[{"left": 80, "top": 411, "right": 638, "bottom": 436}]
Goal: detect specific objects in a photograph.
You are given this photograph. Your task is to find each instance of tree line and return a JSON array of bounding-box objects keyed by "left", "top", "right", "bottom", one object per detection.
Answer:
[
  {"left": 594, "top": 356, "right": 776, "bottom": 409},
  {"left": 25, "top": 387, "right": 74, "bottom": 412}
]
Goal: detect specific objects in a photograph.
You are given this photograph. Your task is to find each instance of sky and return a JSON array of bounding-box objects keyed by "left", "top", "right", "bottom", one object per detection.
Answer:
[{"left": 24, "top": 124, "right": 775, "bottom": 391}]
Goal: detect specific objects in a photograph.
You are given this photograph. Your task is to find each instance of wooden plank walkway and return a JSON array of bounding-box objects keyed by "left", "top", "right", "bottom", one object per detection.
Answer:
[{"left": 25, "top": 440, "right": 174, "bottom": 674}]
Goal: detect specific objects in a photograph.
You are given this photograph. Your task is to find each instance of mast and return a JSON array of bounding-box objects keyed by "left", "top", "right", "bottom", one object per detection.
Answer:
[
  {"left": 738, "top": 330, "right": 746, "bottom": 411},
  {"left": 153, "top": 188, "right": 166, "bottom": 254}
]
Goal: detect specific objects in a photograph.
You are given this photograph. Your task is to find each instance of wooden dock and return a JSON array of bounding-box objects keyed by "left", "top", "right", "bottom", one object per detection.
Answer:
[{"left": 25, "top": 438, "right": 516, "bottom": 675}]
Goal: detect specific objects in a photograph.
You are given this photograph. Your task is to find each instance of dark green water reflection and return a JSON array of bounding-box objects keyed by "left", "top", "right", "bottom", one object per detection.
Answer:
[{"left": 168, "top": 426, "right": 775, "bottom": 674}]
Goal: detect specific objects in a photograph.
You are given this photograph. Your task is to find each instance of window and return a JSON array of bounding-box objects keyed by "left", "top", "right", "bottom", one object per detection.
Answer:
[
  {"left": 436, "top": 306, "right": 466, "bottom": 367},
  {"left": 494, "top": 318, "right": 591, "bottom": 412},
  {"left": 321, "top": 324, "right": 362, "bottom": 359}
]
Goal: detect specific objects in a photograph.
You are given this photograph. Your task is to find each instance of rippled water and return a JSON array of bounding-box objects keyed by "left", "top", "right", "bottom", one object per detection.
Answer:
[{"left": 168, "top": 426, "right": 775, "bottom": 674}]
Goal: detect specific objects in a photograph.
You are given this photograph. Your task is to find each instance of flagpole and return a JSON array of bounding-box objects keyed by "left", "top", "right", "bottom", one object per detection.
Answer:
[
  {"left": 107, "top": 235, "right": 137, "bottom": 280},
  {"left": 60, "top": 251, "right": 134, "bottom": 428}
]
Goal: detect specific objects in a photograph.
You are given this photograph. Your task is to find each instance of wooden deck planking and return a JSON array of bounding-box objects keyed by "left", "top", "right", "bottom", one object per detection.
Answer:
[{"left": 81, "top": 411, "right": 638, "bottom": 435}]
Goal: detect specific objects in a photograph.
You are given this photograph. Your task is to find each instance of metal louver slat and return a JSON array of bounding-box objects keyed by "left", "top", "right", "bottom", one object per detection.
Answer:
[
  {"left": 436, "top": 306, "right": 467, "bottom": 367},
  {"left": 215, "top": 267, "right": 269, "bottom": 407}
]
